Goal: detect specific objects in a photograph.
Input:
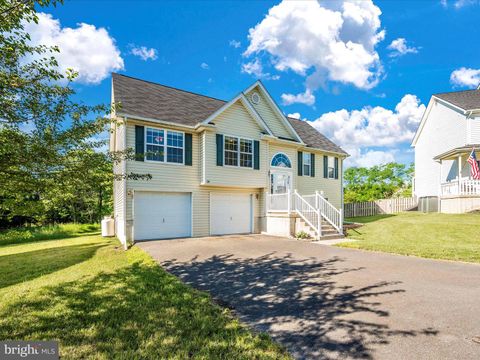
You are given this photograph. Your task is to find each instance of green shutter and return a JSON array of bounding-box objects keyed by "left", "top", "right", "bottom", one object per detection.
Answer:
[
  {"left": 216, "top": 134, "right": 223, "bottom": 166},
  {"left": 135, "top": 125, "right": 144, "bottom": 161},
  {"left": 253, "top": 140, "right": 260, "bottom": 170},
  {"left": 323, "top": 155, "right": 328, "bottom": 178},
  {"left": 310, "top": 153, "right": 315, "bottom": 177},
  {"left": 185, "top": 133, "right": 192, "bottom": 166},
  {"left": 297, "top": 151, "right": 303, "bottom": 176},
  {"left": 334, "top": 157, "right": 339, "bottom": 179}
]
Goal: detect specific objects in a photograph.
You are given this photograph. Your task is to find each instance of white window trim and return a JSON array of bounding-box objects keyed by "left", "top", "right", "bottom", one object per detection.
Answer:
[
  {"left": 270, "top": 152, "right": 292, "bottom": 169},
  {"left": 144, "top": 126, "right": 185, "bottom": 166},
  {"left": 303, "top": 152, "right": 311, "bottom": 176},
  {"left": 223, "top": 134, "right": 254, "bottom": 169}
]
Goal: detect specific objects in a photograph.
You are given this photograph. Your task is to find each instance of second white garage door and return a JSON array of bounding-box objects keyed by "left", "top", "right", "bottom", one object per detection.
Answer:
[
  {"left": 134, "top": 192, "right": 191, "bottom": 241},
  {"left": 210, "top": 193, "right": 252, "bottom": 235}
]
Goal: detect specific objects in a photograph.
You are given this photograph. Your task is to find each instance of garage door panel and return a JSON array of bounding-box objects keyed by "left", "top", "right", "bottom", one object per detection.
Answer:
[
  {"left": 211, "top": 193, "right": 252, "bottom": 235},
  {"left": 134, "top": 192, "right": 191, "bottom": 240}
]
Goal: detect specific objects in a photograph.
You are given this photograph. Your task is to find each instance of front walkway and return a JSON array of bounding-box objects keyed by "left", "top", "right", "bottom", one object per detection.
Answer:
[{"left": 138, "top": 235, "right": 480, "bottom": 359}]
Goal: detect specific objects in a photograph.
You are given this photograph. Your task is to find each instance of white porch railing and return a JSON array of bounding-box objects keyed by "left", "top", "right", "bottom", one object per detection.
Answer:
[
  {"left": 316, "top": 192, "right": 343, "bottom": 234},
  {"left": 293, "top": 190, "right": 321, "bottom": 239},
  {"left": 266, "top": 190, "right": 343, "bottom": 238},
  {"left": 441, "top": 178, "right": 480, "bottom": 196}
]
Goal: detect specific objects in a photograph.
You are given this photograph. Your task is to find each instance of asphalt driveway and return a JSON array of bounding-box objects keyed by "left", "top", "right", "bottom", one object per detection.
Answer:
[{"left": 138, "top": 235, "right": 480, "bottom": 359}]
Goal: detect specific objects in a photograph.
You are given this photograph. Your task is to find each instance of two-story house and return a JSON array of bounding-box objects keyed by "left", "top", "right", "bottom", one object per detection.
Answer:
[
  {"left": 412, "top": 88, "right": 480, "bottom": 213},
  {"left": 111, "top": 74, "right": 348, "bottom": 247}
]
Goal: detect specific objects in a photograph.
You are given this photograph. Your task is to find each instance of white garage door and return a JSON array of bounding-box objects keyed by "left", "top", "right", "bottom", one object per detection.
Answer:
[
  {"left": 210, "top": 193, "right": 252, "bottom": 235},
  {"left": 134, "top": 192, "right": 191, "bottom": 240}
]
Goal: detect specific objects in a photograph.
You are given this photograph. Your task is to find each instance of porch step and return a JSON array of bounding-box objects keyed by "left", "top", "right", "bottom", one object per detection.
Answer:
[
  {"left": 297, "top": 217, "right": 343, "bottom": 240},
  {"left": 318, "top": 233, "right": 345, "bottom": 241}
]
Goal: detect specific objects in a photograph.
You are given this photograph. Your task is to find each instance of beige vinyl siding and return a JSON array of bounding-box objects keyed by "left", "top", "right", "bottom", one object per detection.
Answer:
[
  {"left": 204, "top": 101, "right": 268, "bottom": 188},
  {"left": 296, "top": 155, "right": 343, "bottom": 209},
  {"left": 245, "top": 87, "right": 294, "bottom": 139},
  {"left": 268, "top": 143, "right": 343, "bottom": 209},
  {"left": 124, "top": 120, "right": 264, "bottom": 239}
]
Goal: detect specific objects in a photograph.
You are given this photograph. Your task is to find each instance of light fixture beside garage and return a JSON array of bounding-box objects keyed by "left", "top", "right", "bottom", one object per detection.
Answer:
[{"left": 127, "top": 189, "right": 133, "bottom": 196}]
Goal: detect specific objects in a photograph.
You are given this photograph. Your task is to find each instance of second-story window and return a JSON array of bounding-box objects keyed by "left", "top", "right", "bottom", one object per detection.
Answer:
[
  {"left": 146, "top": 127, "right": 184, "bottom": 164},
  {"left": 224, "top": 136, "right": 238, "bottom": 166},
  {"left": 327, "top": 156, "right": 335, "bottom": 178},
  {"left": 240, "top": 139, "right": 253, "bottom": 167},
  {"left": 224, "top": 136, "right": 253, "bottom": 168},
  {"left": 146, "top": 128, "right": 164, "bottom": 162},
  {"left": 167, "top": 131, "right": 184, "bottom": 163},
  {"left": 303, "top": 152, "right": 311, "bottom": 176}
]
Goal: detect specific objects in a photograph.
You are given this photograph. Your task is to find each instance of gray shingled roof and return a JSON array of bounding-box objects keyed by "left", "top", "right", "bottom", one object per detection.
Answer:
[
  {"left": 112, "top": 73, "right": 347, "bottom": 155},
  {"left": 434, "top": 89, "right": 480, "bottom": 111},
  {"left": 287, "top": 117, "right": 347, "bottom": 155},
  {"left": 112, "top": 73, "right": 225, "bottom": 126}
]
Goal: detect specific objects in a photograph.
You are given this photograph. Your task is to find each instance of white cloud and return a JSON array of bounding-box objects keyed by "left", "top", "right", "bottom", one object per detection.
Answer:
[
  {"left": 450, "top": 67, "right": 480, "bottom": 88},
  {"left": 454, "top": 0, "right": 478, "bottom": 8},
  {"left": 229, "top": 40, "right": 241, "bottom": 48},
  {"left": 281, "top": 90, "right": 315, "bottom": 106},
  {"left": 241, "top": 58, "right": 280, "bottom": 80},
  {"left": 387, "top": 38, "right": 418, "bottom": 57},
  {"left": 200, "top": 62, "right": 209, "bottom": 70},
  {"left": 309, "top": 94, "right": 425, "bottom": 166},
  {"left": 348, "top": 148, "right": 396, "bottom": 167},
  {"left": 287, "top": 112, "right": 301, "bottom": 119},
  {"left": 243, "top": 0, "right": 385, "bottom": 99},
  {"left": 24, "top": 12, "right": 124, "bottom": 84},
  {"left": 130, "top": 45, "right": 157, "bottom": 61},
  {"left": 441, "top": 0, "right": 479, "bottom": 8}
]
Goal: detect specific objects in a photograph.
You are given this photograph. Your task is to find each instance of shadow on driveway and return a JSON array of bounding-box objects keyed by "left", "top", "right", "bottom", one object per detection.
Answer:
[{"left": 162, "top": 252, "right": 438, "bottom": 359}]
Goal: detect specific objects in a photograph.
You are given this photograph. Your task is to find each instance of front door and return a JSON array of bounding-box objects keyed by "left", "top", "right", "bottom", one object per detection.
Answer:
[{"left": 270, "top": 171, "right": 292, "bottom": 194}]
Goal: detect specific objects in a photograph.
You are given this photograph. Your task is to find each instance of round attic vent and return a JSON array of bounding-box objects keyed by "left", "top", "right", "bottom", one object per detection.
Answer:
[{"left": 251, "top": 92, "right": 260, "bottom": 104}]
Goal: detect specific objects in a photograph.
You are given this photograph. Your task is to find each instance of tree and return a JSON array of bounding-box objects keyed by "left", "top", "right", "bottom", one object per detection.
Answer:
[
  {"left": 344, "top": 163, "right": 413, "bottom": 203},
  {"left": 0, "top": 1, "right": 121, "bottom": 226}
]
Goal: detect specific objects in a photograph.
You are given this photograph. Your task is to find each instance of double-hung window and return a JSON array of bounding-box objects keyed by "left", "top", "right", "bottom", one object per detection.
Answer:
[
  {"left": 239, "top": 138, "right": 253, "bottom": 168},
  {"left": 146, "top": 128, "right": 165, "bottom": 161},
  {"left": 166, "top": 131, "right": 184, "bottom": 163},
  {"left": 327, "top": 156, "right": 335, "bottom": 178},
  {"left": 224, "top": 136, "right": 253, "bottom": 168},
  {"left": 303, "top": 152, "right": 311, "bottom": 176},
  {"left": 146, "top": 127, "right": 184, "bottom": 164}
]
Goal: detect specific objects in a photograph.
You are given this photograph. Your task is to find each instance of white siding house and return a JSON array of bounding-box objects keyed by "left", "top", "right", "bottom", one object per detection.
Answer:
[{"left": 412, "top": 88, "right": 480, "bottom": 213}]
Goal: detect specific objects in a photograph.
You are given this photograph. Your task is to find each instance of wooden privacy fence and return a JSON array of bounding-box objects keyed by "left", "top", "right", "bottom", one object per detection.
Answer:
[{"left": 344, "top": 197, "right": 418, "bottom": 218}]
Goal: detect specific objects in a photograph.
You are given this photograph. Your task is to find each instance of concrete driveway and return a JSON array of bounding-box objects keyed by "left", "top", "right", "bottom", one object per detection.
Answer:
[{"left": 138, "top": 235, "right": 480, "bottom": 359}]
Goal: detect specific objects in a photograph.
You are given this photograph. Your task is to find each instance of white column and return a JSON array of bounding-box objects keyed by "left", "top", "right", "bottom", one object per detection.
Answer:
[{"left": 458, "top": 155, "right": 462, "bottom": 195}]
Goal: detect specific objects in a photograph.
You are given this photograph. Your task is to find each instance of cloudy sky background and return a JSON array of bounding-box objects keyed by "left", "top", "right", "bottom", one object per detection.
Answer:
[{"left": 27, "top": 0, "right": 480, "bottom": 167}]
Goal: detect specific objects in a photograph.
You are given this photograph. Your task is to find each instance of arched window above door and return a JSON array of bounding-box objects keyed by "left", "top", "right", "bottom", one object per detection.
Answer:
[{"left": 271, "top": 153, "right": 292, "bottom": 168}]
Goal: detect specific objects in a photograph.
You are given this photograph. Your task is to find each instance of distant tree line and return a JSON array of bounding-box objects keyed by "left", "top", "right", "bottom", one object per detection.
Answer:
[{"left": 344, "top": 163, "right": 413, "bottom": 203}]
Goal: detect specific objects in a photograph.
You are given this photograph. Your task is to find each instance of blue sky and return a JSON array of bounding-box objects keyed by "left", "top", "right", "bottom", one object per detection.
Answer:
[{"left": 32, "top": 0, "right": 480, "bottom": 167}]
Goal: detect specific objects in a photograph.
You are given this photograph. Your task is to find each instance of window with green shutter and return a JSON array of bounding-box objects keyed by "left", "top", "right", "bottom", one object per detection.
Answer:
[{"left": 298, "top": 151, "right": 303, "bottom": 176}]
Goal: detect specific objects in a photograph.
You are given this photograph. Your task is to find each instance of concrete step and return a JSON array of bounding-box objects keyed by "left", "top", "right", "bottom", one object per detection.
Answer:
[{"left": 319, "top": 233, "right": 345, "bottom": 241}]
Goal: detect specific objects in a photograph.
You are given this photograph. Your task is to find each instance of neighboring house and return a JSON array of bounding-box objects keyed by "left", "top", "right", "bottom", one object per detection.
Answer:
[
  {"left": 412, "top": 88, "right": 480, "bottom": 213},
  {"left": 111, "top": 73, "right": 348, "bottom": 247}
]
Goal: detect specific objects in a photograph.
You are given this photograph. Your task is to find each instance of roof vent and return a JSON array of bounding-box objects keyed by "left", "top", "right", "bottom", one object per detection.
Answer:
[{"left": 251, "top": 92, "right": 260, "bottom": 104}]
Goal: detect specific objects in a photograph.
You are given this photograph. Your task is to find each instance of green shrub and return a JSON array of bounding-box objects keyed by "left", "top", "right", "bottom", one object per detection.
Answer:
[{"left": 295, "top": 231, "right": 310, "bottom": 240}]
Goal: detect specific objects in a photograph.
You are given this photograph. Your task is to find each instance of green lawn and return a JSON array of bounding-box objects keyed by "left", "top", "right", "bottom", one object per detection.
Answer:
[
  {"left": 340, "top": 212, "right": 480, "bottom": 263},
  {"left": 0, "top": 225, "right": 289, "bottom": 359}
]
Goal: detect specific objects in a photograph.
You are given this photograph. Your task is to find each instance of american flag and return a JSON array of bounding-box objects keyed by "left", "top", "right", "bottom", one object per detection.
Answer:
[{"left": 467, "top": 149, "right": 480, "bottom": 180}]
